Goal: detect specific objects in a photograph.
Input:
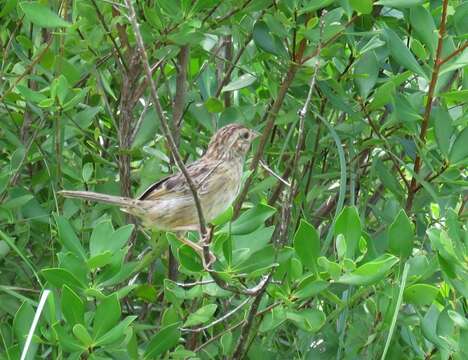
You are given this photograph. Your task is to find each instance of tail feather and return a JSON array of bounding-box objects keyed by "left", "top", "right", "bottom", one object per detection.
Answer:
[{"left": 59, "top": 190, "right": 137, "bottom": 208}]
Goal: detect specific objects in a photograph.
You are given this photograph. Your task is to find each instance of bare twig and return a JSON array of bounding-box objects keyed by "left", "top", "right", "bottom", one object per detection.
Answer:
[
  {"left": 214, "top": 33, "right": 254, "bottom": 97},
  {"left": 231, "top": 273, "right": 272, "bottom": 359},
  {"left": 90, "top": 0, "right": 128, "bottom": 71},
  {"left": 277, "top": 12, "right": 325, "bottom": 245},
  {"left": 360, "top": 101, "right": 410, "bottom": 191},
  {"left": 181, "top": 297, "right": 251, "bottom": 333},
  {"left": 172, "top": 45, "right": 190, "bottom": 145},
  {"left": 260, "top": 160, "right": 291, "bottom": 187},
  {"left": 124, "top": 0, "right": 208, "bottom": 236},
  {"left": 439, "top": 41, "right": 468, "bottom": 66},
  {"left": 0, "top": 118, "right": 46, "bottom": 203},
  {"left": 174, "top": 279, "right": 216, "bottom": 287},
  {"left": 0, "top": 36, "right": 53, "bottom": 103},
  {"left": 232, "top": 50, "right": 305, "bottom": 217},
  {"left": 406, "top": 0, "right": 449, "bottom": 211}
]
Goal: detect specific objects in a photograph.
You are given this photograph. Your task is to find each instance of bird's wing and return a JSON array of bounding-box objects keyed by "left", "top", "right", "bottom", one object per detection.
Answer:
[{"left": 138, "top": 160, "right": 221, "bottom": 201}]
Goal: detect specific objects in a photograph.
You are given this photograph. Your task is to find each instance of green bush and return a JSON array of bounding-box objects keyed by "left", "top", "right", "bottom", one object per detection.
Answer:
[{"left": 0, "top": 0, "right": 467, "bottom": 359}]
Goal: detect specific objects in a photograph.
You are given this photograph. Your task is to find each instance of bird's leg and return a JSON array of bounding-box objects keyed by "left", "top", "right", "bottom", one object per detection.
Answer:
[
  {"left": 175, "top": 232, "right": 216, "bottom": 267},
  {"left": 201, "top": 226, "right": 216, "bottom": 269}
]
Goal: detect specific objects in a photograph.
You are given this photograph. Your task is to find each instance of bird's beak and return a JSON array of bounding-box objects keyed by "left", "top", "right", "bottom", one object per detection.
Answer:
[{"left": 251, "top": 130, "right": 261, "bottom": 139}]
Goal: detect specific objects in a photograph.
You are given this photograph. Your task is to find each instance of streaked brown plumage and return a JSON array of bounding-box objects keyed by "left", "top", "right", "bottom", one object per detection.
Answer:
[{"left": 59, "top": 124, "right": 258, "bottom": 233}]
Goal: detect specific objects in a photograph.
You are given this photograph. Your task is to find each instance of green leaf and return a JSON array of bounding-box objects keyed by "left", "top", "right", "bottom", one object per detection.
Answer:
[
  {"left": 38, "top": 98, "right": 54, "bottom": 108},
  {"left": 16, "top": 85, "right": 47, "bottom": 103},
  {"left": 374, "top": 158, "right": 404, "bottom": 199},
  {"left": 87, "top": 251, "right": 113, "bottom": 270},
  {"left": 411, "top": 39, "right": 428, "bottom": 61},
  {"left": 440, "top": 89, "right": 468, "bottom": 103},
  {"left": 222, "top": 203, "right": 276, "bottom": 235},
  {"left": 259, "top": 306, "right": 287, "bottom": 332},
  {"left": 388, "top": 210, "right": 414, "bottom": 258},
  {"left": 94, "top": 316, "right": 137, "bottom": 346},
  {"left": 54, "top": 75, "right": 69, "bottom": 105},
  {"left": 82, "top": 163, "right": 93, "bottom": 183},
  {"left": 409, "top": 6, "right": 437, "bottom": 56},
  {"left": 1, "top": 194, "right": 33, "bottom": 209},
  {"left": 62, "top": 285, "right": 84, "bottom": 326},
  {"left": 233, "top": 226, "right": 274, "bottom": 254},
  {"left": 354, "top": 51, "right": 379, "bottom": 99},
  {"left": 439, "top": 48, "right": 468, "bottom": 76},
  {"left": 298, "top": 0, "right": 335, "bottom": 13},
  {"left": 369, "top": 81, "right": 395, "bottom": 110},
  {"left": 383, "top": 27, "right": 427, "bottom": 79},
  {"left": 72, "top": 324, "right": 93, "bottom": 347},
  {"left": 90, "top": 220, "right": 114, "bottom": 257},
  {"left": 184, "top": 304, "right": 217, "bottom": 327},
  {"left": 253, "top": 21, "right": 287, "bottom": 57},
  {"left": 53, "top": 324, "right": 85, "bottom": 353},
  {"left": 318, "top": 257, "right": 342, "bottom": 280},
  {"left": 0, "top": 0, "right": 17, "bottom": 18},
  {"left": 20, "top": 2, "right": 71, "bottom": 28},
  {"left": 449, "top": 127, "right": 468, "bottom": 164},
  {"left": 334, "top": 206, "right": 361, "bottom": 258},
  {"left": 433, "top": 106, "right": 453, "bottom": 157},
  {"left": 421, "top": 304, "right": 452, "bottom": 351},
  {"left": 54, "top": 215, "right": 86, "bottom": 260},
  {"left": 144, "top": 323, "right": 181, "bottom": 359},
  {"left": 63, "top": 88, "right": 89, "bottom": 111},
  {"left": 222, "top": 74, "right": 257, "bottom": 92},
  {"left": 13, "top": 302, "right": 35, "bottom": 349},
  {"left": 108, "top": 224, "right": 134, "bottom": 253},
  {"left": 89, "top": 222, "right": 133, "bottom": 258},
  {"left": 447, "top": 310, "right": 468, "bottom": 330},
  {"left": 93, "top": 294, "right": 121, "bottom": 339},
  {"left": 286, "top": 309, "right": 326, "bottom": 332},
  {"left": 204, "top": 97, "right": 224, "bottom": 113},
  {"left": 293, "top": 219, "right": 320, "bottom": 271},
  {"left": 41, "top": 268, "right": 85, "bottom": 289},
  {"left": 349, "top": 0, "right": 373, "bottom": 14},
  {"left": 404, "top": 284, "right": 439, "bottom": 306},
  {"left": 337, "top": 254, "right": 399, "bottom": 285},
  {"left": 293, "top": 280, "right": 329, "bottom": 300},
  {"left": 178, "top": 245, "right": 203, "bottom": 272},
  {"left": 376, "top": 0, "right": 424, "bottom": 8}
]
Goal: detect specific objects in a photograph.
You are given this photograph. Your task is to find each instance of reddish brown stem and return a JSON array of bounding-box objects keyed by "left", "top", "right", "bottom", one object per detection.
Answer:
[{"left": 406, "top": 0, "right": 449, "bottom": 211}]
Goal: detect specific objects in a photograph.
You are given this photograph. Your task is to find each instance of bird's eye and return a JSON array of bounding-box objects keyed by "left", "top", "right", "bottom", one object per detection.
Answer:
[{"left": 240, "top": 131, "right": 249, "bottom": 139}]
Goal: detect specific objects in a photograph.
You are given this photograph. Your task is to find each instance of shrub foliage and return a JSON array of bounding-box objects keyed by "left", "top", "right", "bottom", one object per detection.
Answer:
[{"left": 0, "top": 0, "right": 467, "bottom": 359}]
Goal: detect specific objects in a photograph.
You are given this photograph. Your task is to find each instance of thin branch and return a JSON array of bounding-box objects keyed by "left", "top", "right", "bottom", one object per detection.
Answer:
[
  {"left": 260, "top": 160, "right": 291, "bottom": 188},
  {"left": 0, "top": 117, "right": 46, "bottom": 203},
  {"left": 125, "top": 0, "right": 208, "bottom": 236},
  {"left": 174, "top": 279, "right": 216, "bottom": 287},
  {"left": 360, "top": 101, "right": 410, "bottom": 190},
  {"left": 277, "top": 11, "right": 325, "bottom": 245},
  {"left": 214, "top": 33, "right": 253, "bottom": 97},
  {"left": 172, "top": 45, "right": 190, "bottom": 145},
  {"left": 0, "top": 35, "right": 53, "bottom": 103},
  {"left": 439, "top": 41, "right": 468, "bottom": 66},
  {"left": 90, "top": 0, "right": 128, "bottom": 72},
  {"left": 231, "top": 273, "right": 272, "bottom": 360},
  {"left": 300, "top": 15, "right": 358, "bottom": 64},
  {"left": 232, "top": 37, "right": 307, "bottom": 217},
  {"left": 181, "top": 297, "right": 251, "bottom": 333},
  {"left": 406, "top": 0, "right": 449, "bottom": 211}
]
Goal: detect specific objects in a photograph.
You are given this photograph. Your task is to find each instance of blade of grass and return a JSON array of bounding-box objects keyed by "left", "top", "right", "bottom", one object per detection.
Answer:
[
  {"left": 20, "top": 289, "right": 51, "bottom": 360},
  {"left": 381, "top": 261, "right": 410, "bottom": 360},
  {"left": 0, "top": 230, "right": 42, "bottom": 286}
]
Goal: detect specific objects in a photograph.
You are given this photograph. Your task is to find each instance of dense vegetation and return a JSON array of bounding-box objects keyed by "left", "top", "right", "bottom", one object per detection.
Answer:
[{"left": 1, "top": 0, "right": 467, "bottom": 359}]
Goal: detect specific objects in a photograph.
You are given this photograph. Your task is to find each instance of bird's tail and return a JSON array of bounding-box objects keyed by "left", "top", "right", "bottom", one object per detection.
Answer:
[{"left": 59, "top": 190, "right": 138, "bottom": 209}]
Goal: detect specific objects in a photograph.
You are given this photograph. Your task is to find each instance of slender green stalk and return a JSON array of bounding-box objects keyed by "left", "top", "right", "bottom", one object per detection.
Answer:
[{"left": 381, "top": 261, "right": 410, "bottom": 360}]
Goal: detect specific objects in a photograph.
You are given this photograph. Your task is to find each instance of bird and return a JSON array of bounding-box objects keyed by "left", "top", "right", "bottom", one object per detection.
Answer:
[{"left": 59, "top": 123, "right": 259, "bottom": 257}]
